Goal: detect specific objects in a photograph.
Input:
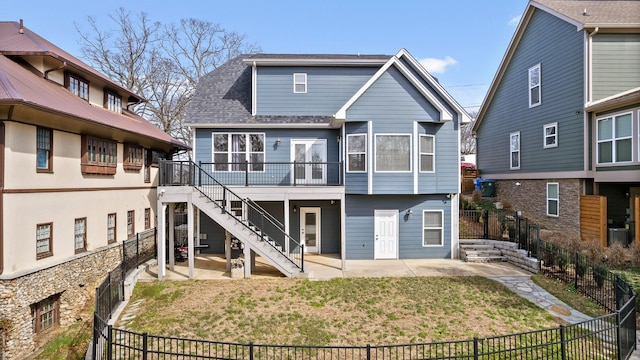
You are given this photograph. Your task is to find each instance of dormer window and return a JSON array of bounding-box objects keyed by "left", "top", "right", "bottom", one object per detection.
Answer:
[
  {"left": 105, "top": 91, "right": 122, "bottom": 113},
  {"left": 293, "top": 73, "right": 307, "bottom": 93},
  {"left": 67, "top": 74, "right": 89, "bottom": 101}
]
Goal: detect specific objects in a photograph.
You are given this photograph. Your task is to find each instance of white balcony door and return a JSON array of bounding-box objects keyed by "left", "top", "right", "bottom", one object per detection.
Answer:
[
  {"left": 291, "top": 139, "right": 327, "bottom": 185},
  {"left": 300, "top": 207, "right": 321, "bottom": 253}
]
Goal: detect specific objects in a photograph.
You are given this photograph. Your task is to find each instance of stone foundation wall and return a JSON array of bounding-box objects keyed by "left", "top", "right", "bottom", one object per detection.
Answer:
[
  {"left": 0, "top": 245, "right": 122, "bottom": 359},
  {"left": 495, "top": 179, "right": 583, "bottom": 242}
]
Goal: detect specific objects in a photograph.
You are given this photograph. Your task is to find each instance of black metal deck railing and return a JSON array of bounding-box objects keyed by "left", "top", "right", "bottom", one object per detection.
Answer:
[{"left": 158, "top": 160, "right": 304, "bottom": 273}]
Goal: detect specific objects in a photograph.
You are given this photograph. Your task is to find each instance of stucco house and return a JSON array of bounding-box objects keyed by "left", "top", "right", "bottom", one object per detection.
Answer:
[
  {"left": 157, "top": 49, "right": 470, "bottom": 279},
  {"left": 0, "top": 20, "right": 185, "bottom": 358},
  {"left": 473, "top": 0, "right": 640, "bottom": 246}
]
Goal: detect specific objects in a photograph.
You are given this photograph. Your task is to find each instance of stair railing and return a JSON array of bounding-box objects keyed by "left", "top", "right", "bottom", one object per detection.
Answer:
[{"left": 160, "top": 160, "right": 304, "bottom": 273}]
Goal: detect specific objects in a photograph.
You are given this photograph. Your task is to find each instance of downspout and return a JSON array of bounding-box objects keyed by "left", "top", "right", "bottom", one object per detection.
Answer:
[
  {"left": 0, "top": 107, "right": 10, "bottom": 275},
  {"left": 43, "top": 61, "right": 66, "bottom": 80}
]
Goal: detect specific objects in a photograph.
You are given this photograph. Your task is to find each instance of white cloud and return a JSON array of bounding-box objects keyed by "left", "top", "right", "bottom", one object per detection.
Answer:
[
  {"left": 508, "top": 15, "right": 522, "bottom": 26},
  {"left": 419, "top": 56, "right": 458, "bottom": 74}
]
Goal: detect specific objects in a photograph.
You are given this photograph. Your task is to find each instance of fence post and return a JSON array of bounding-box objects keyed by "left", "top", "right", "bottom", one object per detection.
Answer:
[
  {"left": 615, "top": 275, "right": 623, "bottom": 311},
  {"left": 136, "top": 233, "right": 140, "bottom": 269},
  {"left": 515, "top": 212, "right": 521, "bottom": 246},
  {"left": 366, "top": 344, "right": 371, "bottom": 360},
  {"left": 106, "top": 325, "right": 113, "bottom": 360},
  {"left": 473, "top": 337, "right": 479, "bottom": 360},
  {"left": 245, "top": 160, "right": 249, "bottom": 186},
  {"left": 91, "top": 308, "right": 98, "bottom": 360},
  {"left": 301, "top": 244, "right": 304, "bottom": 272},
  {"left": 560, "top": 325, "right": 566, "bottom": 360},
  {"left": 574, "top": 252, "right": 579, "bottom": 290},
  {"left": 142, "top": 332, "right": 148, "bottom": 360},
  {"left": 483, "top": 210, "right": 489, "bottom": 239},
  {"left": 249, "top": 342, "right": 254, "bottom": 360},
  {"left": 616, "top": 311, "right": 622, "bottom": 360}
]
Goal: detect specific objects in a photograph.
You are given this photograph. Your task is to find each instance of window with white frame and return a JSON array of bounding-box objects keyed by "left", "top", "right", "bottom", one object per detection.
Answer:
[
  {"left": 510, "top": 132, "right": 520, "bottom": 170},
  {"left": 346, "top": 134, "right": 366, "bottom": 172},
  {"left": 419, "top": 135, "right": 435, "bottom": 172},
  {"left": 375, "top": 134, "right": 411, "bottom": 172},
  {"left": 74, "top": 218, "right": 86, "bottom": 254},
  {"left": 293, "top": 73, "right": 307, "bottom": 93},
  {"left": 547, "top": 182, "right": 559, "bottom": 217},
  {"left": 597, "top": 112, "right": 632, "bottom": 164},
  {"left": 422, "top": 210, "right": 443, "bottom": 246},
  {"left": 213, "top": 133, "right": 265, "bottom": 172},
  {"left": 543, "top": 123, "right": 557, "bottom": 148},
  {"left": 528, "top": 64, "right": 541, "bottom": 107},
  {"left": 107, "top": 213, "right": 116, "bottom": 244}
]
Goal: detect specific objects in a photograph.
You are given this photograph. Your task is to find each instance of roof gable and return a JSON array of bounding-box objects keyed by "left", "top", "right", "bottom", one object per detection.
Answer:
[{"left": 335, "top": 49, "right": 470, "bottom": 124}]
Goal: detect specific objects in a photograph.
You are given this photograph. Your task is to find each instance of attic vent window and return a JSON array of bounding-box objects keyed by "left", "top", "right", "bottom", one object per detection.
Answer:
[{"left": 293, "top": 73, "right": 307, "bottom": 93}]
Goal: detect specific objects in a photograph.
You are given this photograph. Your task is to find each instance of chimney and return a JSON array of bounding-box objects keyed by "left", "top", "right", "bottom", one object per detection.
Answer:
[{"left": 19, "top": 19, "right": 24, "bottom": 34}]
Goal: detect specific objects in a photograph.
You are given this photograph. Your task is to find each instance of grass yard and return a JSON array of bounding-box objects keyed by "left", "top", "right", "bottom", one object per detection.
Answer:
[{"left": 119, "top": 276, "right": 562, "bottom": 346}]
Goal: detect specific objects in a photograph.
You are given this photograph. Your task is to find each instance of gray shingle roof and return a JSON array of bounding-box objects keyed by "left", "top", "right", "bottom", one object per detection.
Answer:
[
  {"left": 186, "top": 55, "right": 363, "bottom": 126},
  {"left": 533, "top": 0, "right": 640, "bottom": 27}
]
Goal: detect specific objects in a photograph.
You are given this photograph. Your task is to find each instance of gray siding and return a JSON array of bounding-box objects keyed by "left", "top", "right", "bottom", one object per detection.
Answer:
[
  {"left": 476, "top": 9, "right": 585, "bottom": 175},
  {"left": 199, "top": 215, "right": 226, "bottom": 253},
  {"left": 288, "top": 200, "right": 341, "bottom": 254},
  {"left": 592, "top": 34, "right": 640, "bottom": 101},
  {"left": 345, "top": 195, "right": 451, "bottom": 259},
  {"left": 345, "top": 122, "right": 369, "bottom": 194},
  {"left": 256, "top": 67, "right": 378, "bottom": 116},
  {"left": 345, "top": 66, "right": 456, "bottom": 194},
  {"left": 194, "top": 128, "right": 340, "bottom": 185}
]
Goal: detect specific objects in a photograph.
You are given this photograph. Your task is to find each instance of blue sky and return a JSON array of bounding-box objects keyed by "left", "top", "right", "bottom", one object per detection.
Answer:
[{"left": 5, "top": 0, "right": 529, "bottom": 113}]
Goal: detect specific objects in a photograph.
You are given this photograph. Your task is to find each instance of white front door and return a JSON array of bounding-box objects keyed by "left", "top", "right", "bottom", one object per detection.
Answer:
[
  {"left": 374, "top": 210, "right": 398, "bottom": 259},
  {"left": 291, "top": 139, "right": 327, "bottom": 185},
  {"left": 300, "top": 207, "right": 321, "bottom": 253}
]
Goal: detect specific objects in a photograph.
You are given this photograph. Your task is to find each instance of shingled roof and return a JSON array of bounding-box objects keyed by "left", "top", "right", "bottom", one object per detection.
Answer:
[
  {"left": 533, "top": 0, "right": 640, "bottom": 28},
  {"left": 185, "top": 55, "right": 379, "bottom": 127}
]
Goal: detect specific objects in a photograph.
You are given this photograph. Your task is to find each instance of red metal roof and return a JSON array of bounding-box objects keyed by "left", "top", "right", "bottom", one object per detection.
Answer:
[
  {"left": 0, "top": 54, "right": 186, "bottom": 149},
  {"left": 0, "top": 21, "right": 143, "bottom": 103}
]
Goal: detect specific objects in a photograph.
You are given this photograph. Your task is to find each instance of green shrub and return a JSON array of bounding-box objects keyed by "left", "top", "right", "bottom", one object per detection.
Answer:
[
  {"left": 593, "top": 263, "right": 608, "bottom": 288},
  {"left": 558, "top": 252, "right": 570, "bottom": 272}
]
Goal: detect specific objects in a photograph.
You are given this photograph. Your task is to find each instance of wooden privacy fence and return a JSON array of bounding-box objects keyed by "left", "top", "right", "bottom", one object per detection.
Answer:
[{"left": 580, "top": 195, "right": 607, "bottom": 247}]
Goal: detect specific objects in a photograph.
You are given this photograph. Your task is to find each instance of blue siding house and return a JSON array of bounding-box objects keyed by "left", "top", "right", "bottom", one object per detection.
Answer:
[
  {"left": 474, "top": 0, "right": 640, "bottom": 246},
  {"left": 158, "top": 49, "right": 470, "bottom": 278}
]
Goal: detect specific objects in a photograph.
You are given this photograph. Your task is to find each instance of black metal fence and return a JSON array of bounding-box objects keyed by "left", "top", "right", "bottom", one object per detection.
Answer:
[
  {"left": 93, "top": 314, "right": 623, "bottom": 359},
  {"left": 92, "top": 228, "right": 157, "bottom": 360},
  {"left": 460, "top": 209, "right": 539, "bottom": 255}
]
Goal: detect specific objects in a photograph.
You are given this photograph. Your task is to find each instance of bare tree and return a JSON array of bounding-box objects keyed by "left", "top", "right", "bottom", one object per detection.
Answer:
[
  {"left": 460, "top": 111, "right": 477, "bottom": 155},
  {"left": 75, "top": 9, "right": 260, "bottom": 148}
]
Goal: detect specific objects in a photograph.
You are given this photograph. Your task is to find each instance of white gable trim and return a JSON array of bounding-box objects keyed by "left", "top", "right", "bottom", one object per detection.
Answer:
[
  {"left": 396, "top": 49, "right": 472, "bottom": 124},
  {"left": 334, "top": 50, "right": 453, "bottom": 122}
]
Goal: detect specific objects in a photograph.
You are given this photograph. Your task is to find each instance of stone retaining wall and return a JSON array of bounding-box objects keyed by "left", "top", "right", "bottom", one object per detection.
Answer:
[
  {"left": 0, "top": 245, "right": 122, "bottom": 359},
  {"left": 463, "top": 239, "right": 540, "bottom": 273}
]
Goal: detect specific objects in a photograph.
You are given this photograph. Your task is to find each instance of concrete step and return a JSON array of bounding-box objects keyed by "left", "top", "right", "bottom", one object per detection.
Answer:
[
  {"left": 464, "top": 255, "right": 508, "bottom": 263},
  {"left": 460, "top": 244, "right": 495, "bottom": 251},
  {"left": 464, "top": 250, "right": 503, "bottom": 257}
]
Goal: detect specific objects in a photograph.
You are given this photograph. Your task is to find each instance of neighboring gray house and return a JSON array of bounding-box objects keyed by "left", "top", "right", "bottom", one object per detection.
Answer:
[
  {"left": 157, "top": 49, "right": 470, "bottom": 278},
  {"left": 473, "top": 0, "right": 640, "bottom": 245}
]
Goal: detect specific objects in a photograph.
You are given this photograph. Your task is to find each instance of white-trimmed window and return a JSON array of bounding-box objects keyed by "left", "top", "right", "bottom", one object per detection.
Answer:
[
  {"left": 547, "top": 182, "right": 559, "bottom": 217},
  {"left": 543, "top": 123, "right": 557, "bottom": 148},
  {"left": 375, "top": 134, "right": 411, "bottom": 172},
  {"left": 419, "top": 135, "right": 435, "bottom": 172},
  {"left": 213, "top": 133, "right": 265, "bottom": 171},
  {"left": 597, "top": 112, "right": 632, "bottom": 164},
  {"left": 510, "top": 132, "right": 520, "bottom": 170},
  {"left": 346, "top": 134, "right": 366, "bottom": 172},
  {"left": 107, "top": 213, "right": 116, "bottom": 244},
  {"left": 293, "top": 73, "right": 307, "bottom": 93},
  {"left": 422, "top": 210, "right": 443, "bottom": 246},
  {"left": 74, "top": 218, "right": 86, "bottom": 254},
  {"left": 528, "top": 64, "right": 541, "bottom": 107}
]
